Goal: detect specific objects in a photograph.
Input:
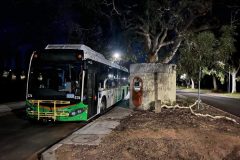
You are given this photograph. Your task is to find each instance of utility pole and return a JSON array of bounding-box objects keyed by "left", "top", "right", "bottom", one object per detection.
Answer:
[
  {"left": 197, "top": 53, "right": 202, "bottom": 110},
  {"left": 228, "top": 66, "right": 231, "bottom": 93},
  {"left": 197, "top": 67, "right": 201, "bottom": 110}
]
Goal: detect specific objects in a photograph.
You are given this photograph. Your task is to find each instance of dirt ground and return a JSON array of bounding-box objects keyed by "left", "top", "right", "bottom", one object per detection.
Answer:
[{"left": 56, "top": 98, "right": 240, "bottom": 160}]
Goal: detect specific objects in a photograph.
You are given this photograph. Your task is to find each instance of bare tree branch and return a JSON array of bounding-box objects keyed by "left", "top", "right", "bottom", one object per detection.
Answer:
[
  {"left": 161, "top": 100, "right": 239, "bottom": 124},
  {"left": 236, "top": 63, "right": 240, "bottom": 73},
  {"left": 162, "top": 39, "right": 182, "bottom": 63},
  {"left": 112, "top": 0, "right": 121, "bottom": 15},
  {"left": 102, "top": 0, "right": 121, "bottom": 16},
  {"left": 152, "top": 29, "right": 163, "bottom": 51},
  {"left": 135, "top": 32, "right": 152, "bottom": 51},
  {"left": 157, "top": 29, "right": 168, "bottom": 49},
  {"left": 192, "top": 25, "right": 219, "bottom": 33},
  {"left": 161, "top": 40, "right": 175, "bottom": 47}
]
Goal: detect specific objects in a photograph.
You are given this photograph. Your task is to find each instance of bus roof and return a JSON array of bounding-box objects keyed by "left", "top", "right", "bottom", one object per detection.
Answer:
[{"left": 45, "top": 44, "right": 128, "bottom": 72}]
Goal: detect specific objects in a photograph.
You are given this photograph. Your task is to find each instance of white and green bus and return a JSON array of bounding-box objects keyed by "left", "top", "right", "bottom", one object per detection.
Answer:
[{"left": 26, "top": 44, "right": 129, "bottom": 121}]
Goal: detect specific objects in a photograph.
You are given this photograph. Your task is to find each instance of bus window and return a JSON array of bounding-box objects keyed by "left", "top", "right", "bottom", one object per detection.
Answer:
[{"left": 28, "top": 62, "right": 82, "bottom": 100}]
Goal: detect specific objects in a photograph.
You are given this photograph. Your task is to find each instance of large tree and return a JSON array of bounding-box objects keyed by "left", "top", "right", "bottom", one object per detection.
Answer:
[
  {"left": 67, "top": 0, "right": 213, "bottom": 63},
  {"left": 119, "top": 0, "right": 212, "bottom": 63}
]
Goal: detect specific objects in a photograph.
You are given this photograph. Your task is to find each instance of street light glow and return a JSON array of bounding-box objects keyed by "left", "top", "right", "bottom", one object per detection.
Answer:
[{"left": 113, "top": 52, "right": 120, "bottom": 59}]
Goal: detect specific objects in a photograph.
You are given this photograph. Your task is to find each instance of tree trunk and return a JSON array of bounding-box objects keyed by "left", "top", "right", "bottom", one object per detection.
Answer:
[
  {"left": 162, "top": 39, "right": 182, "bottom": 64},
  {"left": 191, "top": 78, "right": 195, "bottom": 89},
  {"left": 231, "top": 70, "right": 237, "bottom": 93},
  {"left": 148, "top": 53, "right": 158, "bottom": 63},
  {"left": 231, "top": 64, "right": 240, "bottom": 93},
  {"left": 213, "top": 76, "right": 218, "bottom": 91}
]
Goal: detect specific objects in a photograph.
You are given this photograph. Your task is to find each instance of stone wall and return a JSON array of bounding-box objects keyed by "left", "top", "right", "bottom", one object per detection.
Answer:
[{"left": 129, "top": 63, "right": 176, "bottom": 110}]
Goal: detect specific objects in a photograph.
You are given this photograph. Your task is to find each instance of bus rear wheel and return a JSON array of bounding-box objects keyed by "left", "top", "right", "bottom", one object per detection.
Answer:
[
  {"left": 122, "top": 90, "right": 125, "bottom": 100},
  {"left": 100, "top": 97, "right": 107, "bottom": 114}
]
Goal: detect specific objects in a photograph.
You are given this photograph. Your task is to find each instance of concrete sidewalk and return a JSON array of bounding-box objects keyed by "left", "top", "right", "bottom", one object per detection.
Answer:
[
  {"left": 41, "top": 106, "right": 133, "bottom": 160},
  {"left": 0, "top": 101, "right": 25, "bottom": 115}
]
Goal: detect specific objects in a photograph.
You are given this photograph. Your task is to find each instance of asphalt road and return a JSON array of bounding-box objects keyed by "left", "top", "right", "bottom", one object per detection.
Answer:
[
  {"left": 0, "top": 108, "right": 85, "bottom": 160},
  {"left": 177, "top": 90, "right": 240, "bottom": 117}
]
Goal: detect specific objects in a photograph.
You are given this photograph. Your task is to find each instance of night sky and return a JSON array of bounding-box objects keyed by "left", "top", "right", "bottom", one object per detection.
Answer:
[{"left": 0, "top": 1, "right": 115, "bottom": 71}]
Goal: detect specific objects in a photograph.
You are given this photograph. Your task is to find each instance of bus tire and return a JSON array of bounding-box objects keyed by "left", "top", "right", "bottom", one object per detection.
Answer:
[
  {"left": 122, "top": 90, "right": 125, "bottom": 100},
  {"left": 100, "top": 97, "right": 107, "bottom": 113}
]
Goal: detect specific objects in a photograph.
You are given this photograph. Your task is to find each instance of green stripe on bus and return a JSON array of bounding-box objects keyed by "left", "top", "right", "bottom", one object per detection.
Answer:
[{"left": 26, "top": 100, "right": 88, "bottom": 121}]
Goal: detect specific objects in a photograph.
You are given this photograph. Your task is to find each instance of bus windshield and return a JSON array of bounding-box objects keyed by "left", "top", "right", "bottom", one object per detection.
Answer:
[{"left": 28, "top": 61, "right": 82, "bottom": 101}]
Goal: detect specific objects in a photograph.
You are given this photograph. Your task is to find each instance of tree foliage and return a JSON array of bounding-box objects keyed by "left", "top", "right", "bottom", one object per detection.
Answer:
[
  {"left": 179, "top": 24, "right": 239, "bottom": 92},
  {"left": 218, "top": 25, "right": 237, "bottom": 64},
  {"left": 178, "top": 31, "right": 217, "bottom": 79},
  {"left": 218, "top": 25, "right": 240, "bottom": 93}
]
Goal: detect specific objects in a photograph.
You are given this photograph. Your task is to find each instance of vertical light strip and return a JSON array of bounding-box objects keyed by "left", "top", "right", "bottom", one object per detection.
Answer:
[
  {"left": 81, "top": 70, "right": 86, "bottom": 102},
  {"left": 26, "top": 52, "right": 34, "bottom": 100}
]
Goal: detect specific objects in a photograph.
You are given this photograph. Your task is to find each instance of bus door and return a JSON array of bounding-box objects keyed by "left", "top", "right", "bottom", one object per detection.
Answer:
[{"left": 86, "top": 70, "right": 98, "bottom": 118}]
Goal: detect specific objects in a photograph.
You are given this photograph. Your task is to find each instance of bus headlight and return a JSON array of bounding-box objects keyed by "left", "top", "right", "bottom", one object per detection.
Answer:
[
  {"left": 69, "top": 108, "right": 85, "bottom": 116},
  {"left": 26, "top": 107, "right": 32, "bottom": 111},
  {"left": 70, "top": 111, "right": 77, "bottom": 116}
]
